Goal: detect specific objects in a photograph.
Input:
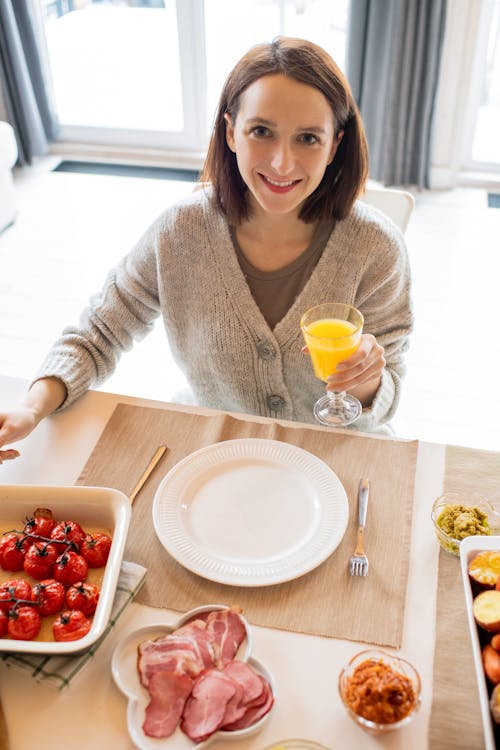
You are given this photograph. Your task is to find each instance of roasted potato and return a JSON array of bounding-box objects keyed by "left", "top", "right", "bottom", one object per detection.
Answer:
[
  {"left": 469, "top": 551, "right": 500, "bottom": 588},
  {"left": 473, "top": 590, "right": 500, "bottom": 632}
]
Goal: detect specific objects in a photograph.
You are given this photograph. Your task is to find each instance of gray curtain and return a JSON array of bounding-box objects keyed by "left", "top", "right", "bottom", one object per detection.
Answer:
[
  {"left": 0, "top": 0, "right": 59, "bottom": 165},
  {"left": 347, "top": 0, "right": 447, "bottom": 188}
]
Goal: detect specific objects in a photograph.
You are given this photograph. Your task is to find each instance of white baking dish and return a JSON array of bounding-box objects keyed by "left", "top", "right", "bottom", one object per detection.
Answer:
[
  {"left": 0, "top": 484, "right": 131, "bottom": 655},
  {"left": 460, "top": 535, "right": 500, "bottom": 750}
]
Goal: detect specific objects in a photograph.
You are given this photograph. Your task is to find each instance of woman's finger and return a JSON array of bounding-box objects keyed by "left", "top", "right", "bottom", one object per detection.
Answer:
[{"left": 0, "top": 449, "right": 20, "bottom": 463}]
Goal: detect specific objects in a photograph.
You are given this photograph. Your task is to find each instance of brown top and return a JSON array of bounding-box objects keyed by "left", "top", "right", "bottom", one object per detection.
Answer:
[{"left": 231, "top": 221, "right": 335, "bottom": 329}]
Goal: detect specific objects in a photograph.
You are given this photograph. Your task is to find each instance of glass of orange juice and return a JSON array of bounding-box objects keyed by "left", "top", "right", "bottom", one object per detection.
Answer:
[{"left": 301, "top": 302, "right": 364, "bottom": 427}]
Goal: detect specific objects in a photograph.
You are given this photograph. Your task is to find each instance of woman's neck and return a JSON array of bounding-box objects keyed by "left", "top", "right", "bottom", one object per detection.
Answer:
[{"left": 235, "top": 208, "right": 317, "bottom": 272}]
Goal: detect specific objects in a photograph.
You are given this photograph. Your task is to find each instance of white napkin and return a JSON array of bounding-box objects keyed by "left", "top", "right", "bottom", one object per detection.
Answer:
[{"left": 1, "top": 560, "right": 147, "bottom": 689}]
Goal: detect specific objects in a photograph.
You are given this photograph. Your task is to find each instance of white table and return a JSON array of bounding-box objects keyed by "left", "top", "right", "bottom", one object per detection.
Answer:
[{"left": 0, "top": 375, "right": 444, "bottom": 749}]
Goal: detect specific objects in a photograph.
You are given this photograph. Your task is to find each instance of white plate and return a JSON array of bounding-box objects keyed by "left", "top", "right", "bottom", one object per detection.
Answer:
[
  {"left": 152, "top": 438, "right": 348, "bottom": 586},
  {"left": 460, "top": 535, "right": 500, "bottom": 750},
  {"left": 0, "top": 484, "right": 131, "bottom": 654},
  {"left": 111, "top": 604, "right": 274, "bottom": 750}
]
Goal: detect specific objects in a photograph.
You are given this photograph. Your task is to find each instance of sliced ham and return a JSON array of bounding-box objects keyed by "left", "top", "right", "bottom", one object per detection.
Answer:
[
  {"left": 222, "top": 660, "right": 265, "bottom": 704},
  {"left": 204, "top": 607, "right": 247, "bottom": 667},
  {"left": 218, "top": 660, "right": 266, "bottom": 725},
  {"left": 137, "top": 620, "right": 215, "bottom": 687},
  {"left": 221, "top": 676, "right": 274, "bottom": 731},
  {"left": 142, "top": 671, "right": 193, "bottom": 738},
  {"left": 137, "top": 606, "right": 272, "bottom": 743},
  {"left": 180, "top": 669, "right": 237, "bottom": 743}
]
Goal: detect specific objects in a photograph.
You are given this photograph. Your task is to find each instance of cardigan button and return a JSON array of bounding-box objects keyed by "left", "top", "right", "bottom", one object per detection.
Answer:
[
  {"left": 256, "top": 339, "right": 276, "bottom": 360},
  {"left": 267, "top": 394, "right": 286, "bottom": 411}
]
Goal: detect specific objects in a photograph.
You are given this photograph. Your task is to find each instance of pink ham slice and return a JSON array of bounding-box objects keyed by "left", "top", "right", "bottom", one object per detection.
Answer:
[
  {"left": 142, "top": 671, "right": 193, "bottom": 738},
  {"left": 137, "top": 607, "right": 262, "bottom": 743},
  {"left": 219, "top": 660, "right": 266, "bottom": 724},
  {"left": 138, "top": 620, "right": 215, "bottom": 687},
  {"left": 203, "top": 607, "right": 247, "bottom": 667},
  {"left": 180, "top": 669, "right": 237, "bottom": 743},
  {"left": 221, "top": 675, "right": 274, "bottom": 731}
]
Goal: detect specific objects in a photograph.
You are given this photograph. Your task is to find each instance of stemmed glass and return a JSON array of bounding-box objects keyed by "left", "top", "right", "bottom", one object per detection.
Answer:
[{"left": 301, "top": 302, "right": 364, "bottom": 427}]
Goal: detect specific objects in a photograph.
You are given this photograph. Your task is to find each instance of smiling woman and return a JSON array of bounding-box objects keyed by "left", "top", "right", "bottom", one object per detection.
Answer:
[
  {"left": 223, "top": 75, "right": 341, "bottom": 229},
  {"left": 0, "top": 36, "right": 413, "bottom": 465}
]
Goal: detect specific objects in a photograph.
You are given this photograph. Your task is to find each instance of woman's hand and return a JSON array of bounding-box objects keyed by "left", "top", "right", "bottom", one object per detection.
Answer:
[
  {"left": 0, "top": 377, "right": 67, "bottom": 463},
  {"left": 326, "top": 333, "right": 385, "bottom": 406},
  {"left": 0, "top": 408, "right": 39, "bottom": 462}
]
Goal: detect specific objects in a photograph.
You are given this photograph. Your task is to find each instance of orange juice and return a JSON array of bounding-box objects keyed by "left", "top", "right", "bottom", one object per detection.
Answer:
[{"left": 302, "top": 317, "right": 361, "bottom": 381}]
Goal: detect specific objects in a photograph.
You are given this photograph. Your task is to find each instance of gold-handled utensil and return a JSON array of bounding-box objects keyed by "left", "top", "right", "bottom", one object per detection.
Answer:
[
  {"left": 128, "top": 445, "right": 168, "bottom": 504},
  {"left": 349, "top": 479, "right": 370, "bottom": 577},
  {"left": 0, "top": 696, "right": 9, "bottom": 750}
]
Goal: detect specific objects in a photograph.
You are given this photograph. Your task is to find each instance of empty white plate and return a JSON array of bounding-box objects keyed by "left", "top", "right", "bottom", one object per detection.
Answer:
[{"left": 152, "top": 439, "right": 348, "bottom": 586}]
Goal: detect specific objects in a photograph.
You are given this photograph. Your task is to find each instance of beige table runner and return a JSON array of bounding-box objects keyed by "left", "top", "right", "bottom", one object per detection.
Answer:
[
  {"left": 430, "top": 445, "right": 500, "bottom": 749},
  {"left": 77, "top": 403, "right": 418, "bottom": 648}
]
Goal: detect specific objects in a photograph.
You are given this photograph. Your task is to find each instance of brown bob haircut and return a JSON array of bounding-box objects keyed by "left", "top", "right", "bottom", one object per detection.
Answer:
[{"left": 201, "top": 36, "right": 369, "bottom": 224}]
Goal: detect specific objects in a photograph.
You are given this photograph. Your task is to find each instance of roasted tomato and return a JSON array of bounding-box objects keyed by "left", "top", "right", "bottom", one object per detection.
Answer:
[
  {"left": 0, "top": 610, "right": 7, "bottom": 637},
  {"left": 0, "top": 589, "right": 16, "bottom": 613},
  {"left": 50, "top": 520, "right": 86, "bottom": 552},
  {"left": 7, "top": 605, "right": 41, "bottom": 640},
  {"left": 53, "top": 609, "right": 91, "bottom": 642},
  {"left": 65, "top": 581, "right": 99, "bottom": 616},
  {"left": 53, "top": 551, "right": 88, "bottom": 587},
  {"left": 23, "top": 541, "right": 59, "bottom": 580},
  {"left": 0, "top": 533, "right": 26, "bottom": 571},
  {"left": 0, "top": 579, "right": 33, "bottom": 612},
  {"left": 23, "top": 513, "right": 57, "bottom": 543},
  {"left": 32, "top": 578, "right": 66, "bottom": 617},
  {"left": 81, "top": 533, "right": 112, "bottom": 568}
]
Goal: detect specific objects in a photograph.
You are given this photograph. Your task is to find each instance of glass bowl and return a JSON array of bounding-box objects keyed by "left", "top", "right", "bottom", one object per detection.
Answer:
[
  {"left": 431, "top": 492, "right": 499, "bottom": 556},
  {"left": 338, "top": 649, "right": 421, "bottom": 735}
]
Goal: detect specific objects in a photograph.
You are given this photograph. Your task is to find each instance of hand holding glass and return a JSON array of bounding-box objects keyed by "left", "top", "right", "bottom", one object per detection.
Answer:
[{"left": 301, "top": 303, "right": 364, "bottom": 427}]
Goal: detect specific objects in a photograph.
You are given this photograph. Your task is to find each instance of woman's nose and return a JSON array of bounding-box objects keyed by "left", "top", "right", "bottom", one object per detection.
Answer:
[{"left": 270, "top": 140, "right": 295, "bottom": 174}]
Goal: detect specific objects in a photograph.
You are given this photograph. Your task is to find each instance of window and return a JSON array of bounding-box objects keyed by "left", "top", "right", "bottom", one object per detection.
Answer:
[
  {"left": 39, "top": 0, "right": 349, "bottom": 164},
  {"left": 469, "top": 0, "right": 500, "bottom": 167}
]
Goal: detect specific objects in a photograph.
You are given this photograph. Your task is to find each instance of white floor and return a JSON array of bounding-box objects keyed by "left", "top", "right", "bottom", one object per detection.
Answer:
[{"left": 1, "top": 158, "right": 500, "bottom": 452}]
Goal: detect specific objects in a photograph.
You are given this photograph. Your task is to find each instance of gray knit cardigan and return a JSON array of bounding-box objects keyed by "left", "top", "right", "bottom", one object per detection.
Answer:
[{"left": 35, "top": 186, "right": 413, "bottom": 432}]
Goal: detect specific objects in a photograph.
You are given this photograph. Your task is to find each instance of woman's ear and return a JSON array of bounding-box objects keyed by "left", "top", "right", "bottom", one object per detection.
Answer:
[
  {"left": 224, "top": 112, "right": 236, "bottom": 153},
  {"left": 328, "top": 129, "right": 344, "bottom": 164}
]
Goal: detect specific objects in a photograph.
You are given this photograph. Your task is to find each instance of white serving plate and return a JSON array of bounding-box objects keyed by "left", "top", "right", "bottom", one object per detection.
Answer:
[
  {"left": 0, "top": 484, "right": 131, "bottom": 654},
  {"left": 153, "top": 438, "right": 348, "bottom": 586},
  {"left": 111, "top": 604, "right": 275, "bottom": 749},
  {"left": 460, "top": 535, "right": 500, "bottom": 750}
]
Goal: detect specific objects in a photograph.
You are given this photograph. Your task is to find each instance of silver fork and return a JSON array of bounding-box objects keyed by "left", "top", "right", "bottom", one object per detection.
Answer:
[{"left": 349, "top": 479, "right": 370, "bottom": 577}]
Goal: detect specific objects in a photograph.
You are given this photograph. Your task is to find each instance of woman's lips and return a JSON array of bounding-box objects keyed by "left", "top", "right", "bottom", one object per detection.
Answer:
[{"left": 259, "top": 173, "right": 301, "bottom": 194}]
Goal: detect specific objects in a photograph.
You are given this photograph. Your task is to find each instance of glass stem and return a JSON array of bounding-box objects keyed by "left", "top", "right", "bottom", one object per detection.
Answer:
[{"left": 327, "top": 390, "right": 347, "bottom": 407}]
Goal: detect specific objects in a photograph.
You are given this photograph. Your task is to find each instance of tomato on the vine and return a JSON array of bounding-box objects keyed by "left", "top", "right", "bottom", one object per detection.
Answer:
[
  {"left": 65, "top": 581, "right": 99, "bottom": 616},
  {"left": 0, "top": 579, "right": 33, "bottom": 612},
  {"left": 53, "top": 609, "right": 91, "bottom": 641},
  {"left": 50, "top": 520, "right": 86, "bottom": 552},
  {"left": 32, "top": 578, "right": 66, "bottom": 617},
  {"left": 81, "top": 533, "right": 112, "bottom": 568},
  {"left": 53, "top": 551, "right": 88, "bottom": 587},
  {"left": 0, "top": 610, "right": 7, "bottom": 637},
  {"left": 0, "top": 533, "right": 26, "bottom": 571},
  {"left": 23, "top": 541, "right": 59, "bottom": 580},
  {"left": 7, "top": 606, "right": 41, "bottom": 640},
  {"left": 23, "top": 514, "right": 57, "bottom": 542}
]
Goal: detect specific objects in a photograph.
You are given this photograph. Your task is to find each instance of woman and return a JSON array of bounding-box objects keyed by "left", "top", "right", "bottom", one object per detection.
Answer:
[{"left": 0, "top": 37, "right": 412, "bottom": 462}]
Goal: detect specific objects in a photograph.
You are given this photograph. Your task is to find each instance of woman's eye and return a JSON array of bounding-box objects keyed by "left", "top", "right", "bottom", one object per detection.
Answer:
[
  {"left": 250, "top": 126, "right": 270, "bottom": 138},
  {"left": 298, "top": 133, "right": 319, "bottom": 145}
]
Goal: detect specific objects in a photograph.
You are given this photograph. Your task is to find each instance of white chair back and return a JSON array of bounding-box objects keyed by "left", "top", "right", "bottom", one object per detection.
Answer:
[{"left": 359, "top": 186, "right": 414, "bottom": 233}]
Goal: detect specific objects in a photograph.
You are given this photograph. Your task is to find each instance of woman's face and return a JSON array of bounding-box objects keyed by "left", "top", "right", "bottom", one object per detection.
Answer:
[{"left": 225, "top": 73, "right": 343, "bottom": 220}]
